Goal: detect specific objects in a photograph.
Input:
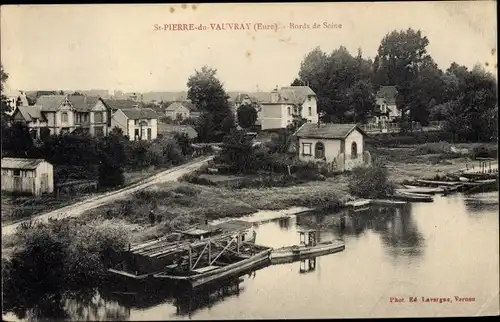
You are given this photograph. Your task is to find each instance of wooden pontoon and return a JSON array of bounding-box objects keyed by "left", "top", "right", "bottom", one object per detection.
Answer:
[
  {"left": 371, "top": 199, "right": 407, "bottom": 206},
  {"left": 153, "top": 230, "right": 272, "bottom": 288},
  {"left": 270, "top": 230, "right": 345, "bottom": 264},
  {"left": 402, "top": 185, "right": 446, "bottom": 194}
]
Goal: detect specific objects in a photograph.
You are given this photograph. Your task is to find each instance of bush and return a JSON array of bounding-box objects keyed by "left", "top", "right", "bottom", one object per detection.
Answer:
[
  {"left": 414, "top": 141, "right": 452, "bottom": 154},
  {"left": 473, "top": 144, "right": 497, "bottom": 159},
  {"left": 98, "top": 163, "right": 125, "bottom": 188},
  {"left": 347, "top": 162, "right": 395, "bottom": 198}
]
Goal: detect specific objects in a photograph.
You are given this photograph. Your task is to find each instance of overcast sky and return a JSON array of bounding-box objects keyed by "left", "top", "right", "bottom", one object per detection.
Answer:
[{"left": 1, "top": 2, "right": 497, "bottom": 93}]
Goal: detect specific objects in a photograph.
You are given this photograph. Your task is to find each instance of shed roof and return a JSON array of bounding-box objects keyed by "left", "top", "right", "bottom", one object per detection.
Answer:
[
  {"left": 102, "top": 99, "right": 140, "bottom": 111},
  {"left": 295, "top": 123, "right": 367, "bottom": 139},
  {"left": 119, "top": 108, "right": 158, "bottom": 120},
  {"left": 1, "top": 157, "right": 48, "bottom": 170}
]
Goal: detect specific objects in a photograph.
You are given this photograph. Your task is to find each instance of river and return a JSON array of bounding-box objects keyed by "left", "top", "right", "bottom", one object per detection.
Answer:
[{"left": 3, "top": 192, "right": 499, "bottom": 320}]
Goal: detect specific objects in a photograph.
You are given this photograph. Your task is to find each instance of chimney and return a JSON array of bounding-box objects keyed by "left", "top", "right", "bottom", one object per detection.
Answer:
[{"left": 271, "top": 86, "right": 279, "bottom": 103}]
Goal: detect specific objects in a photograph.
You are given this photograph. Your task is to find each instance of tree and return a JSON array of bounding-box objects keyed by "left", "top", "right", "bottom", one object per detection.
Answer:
[
  {"left": 290, "top": 78, "right": 306, "bottom": 86},
  {"left": 174, "top": 132, "right": 193, "bottom": 156},
  {"left": 1, "top": 122, "right": 36, "bottom": 158},
  {"left": 346, "top": 79, "right": 376, "bottom": 123},
  {"left": 374, "top": 28, "right": 431, "bottom": 124},
  {"left": 219, "top": 129, "right": 257, "bottom": 174},
  {"left": 195, "top": 112, "right": 214, "bottom": 143},
  {"left": 237, "top": 103, "right": 258, "bottom": 129},
  {"left": 187, "top": 66, "right": 233, "bottom": 141},
  {"left": 1, "top": 64, "right": 13, "bottom": 118}
]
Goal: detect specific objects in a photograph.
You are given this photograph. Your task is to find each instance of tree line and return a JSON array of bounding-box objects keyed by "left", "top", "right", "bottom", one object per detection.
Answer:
[{"left": 292, "top": 28, "right": 497, "bottom": 142}]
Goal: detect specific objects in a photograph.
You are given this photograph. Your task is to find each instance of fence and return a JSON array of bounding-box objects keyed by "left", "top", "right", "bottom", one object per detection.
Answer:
[{"left": 360, "top": 121, "right": 444, "bottom": 134}]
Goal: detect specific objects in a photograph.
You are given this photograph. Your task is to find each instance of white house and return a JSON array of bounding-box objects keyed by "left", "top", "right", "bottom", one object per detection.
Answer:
[
  {"left": 372, "top": 86, "right": 401, "bottom": 125},
  {"left": 295, "top": 123, "right": 371, "bottom": 172},
  {"left": 111, "top": 108, "right": 158, "bottom": 141},
  {"left": 165, "top": 101, "right": 200, "bottom": 120},
  {"left": 1, "top": 157, "right": 54, "bottom": 196},
  {"left": 260, "top": 86, "right": 319, "bottom": 130}
]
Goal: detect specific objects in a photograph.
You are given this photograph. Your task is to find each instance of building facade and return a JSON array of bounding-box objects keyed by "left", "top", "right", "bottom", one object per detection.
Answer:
[
  {"left": 260, "top": 86, "right": 319, "bottom": 130},
  {"left": 111, "top": 108, "right": 158, "bottom": 141},
  {"left": 1, "top": 158, "right": 54, "bottom": 196},
  {"left": 295, "top": 123, "right": 370, "bottom": 172},
  {"left": 165, "top": 101, "right": 200, "bottom": 120}
]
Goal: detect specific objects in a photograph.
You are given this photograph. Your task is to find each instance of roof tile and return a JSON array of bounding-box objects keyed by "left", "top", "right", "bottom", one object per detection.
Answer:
[{"left": 296, "top": 123, "right": 366, "bottom": 139}]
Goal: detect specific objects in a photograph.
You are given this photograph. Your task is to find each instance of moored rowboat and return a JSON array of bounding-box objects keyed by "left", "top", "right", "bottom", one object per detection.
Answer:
[
  {"left": 401, "top": 185, "right": 445, "bottom": 194},
  {"left": 391, "top": 190, "right": 434, "bottom": 202}
]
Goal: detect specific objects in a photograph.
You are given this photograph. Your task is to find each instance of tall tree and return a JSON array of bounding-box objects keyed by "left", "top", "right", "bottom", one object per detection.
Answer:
[
  {"left": 187, "top": 66, "right": 232, "bottom": 141},
  {"left": 346, "top": 79, "right": 376, "bottom": 123},
  {"left": 374, "top": 28, "right": 431, "bottom": 125},
  {"left": 237, "top": 103, "right": 258, "bottom": 129}
]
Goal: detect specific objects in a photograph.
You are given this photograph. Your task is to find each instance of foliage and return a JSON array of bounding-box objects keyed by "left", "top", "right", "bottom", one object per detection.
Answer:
[
  {"left": 218, "top": 129, "right": 258, "bottom": 174},
  {"left": 237, "top": 103, "right": 258, "bottom": 129},
  {"left": 179, "top": 117, "right": 198, "bottom": 126},
  {"left": 347, "top": 162, "right": 395, "bottom": 198},
  {"left": 187, "top": 66, "right": 233, "bottom": 142},
  {"left": 159, "top": 116, "right": 174, "bottom": 124},
  {"left": 1, "top": 122, "right": 36, "bottom": 158},
  {"left": 173, "top": 132, "right": 193, "bottom": 155}
]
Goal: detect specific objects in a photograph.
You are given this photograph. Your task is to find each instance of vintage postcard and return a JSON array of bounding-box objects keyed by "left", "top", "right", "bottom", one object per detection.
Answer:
[{"left": 1, "top": 2, "right": 498, "bottom": 321}]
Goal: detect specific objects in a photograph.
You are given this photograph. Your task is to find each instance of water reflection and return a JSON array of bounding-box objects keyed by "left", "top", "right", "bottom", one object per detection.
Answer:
[
  {"left": 463, "top": 192, "right": 500, "bottom": 214},
  {"left": 298, "top": 204, "right": 425, "bottom": 259}
]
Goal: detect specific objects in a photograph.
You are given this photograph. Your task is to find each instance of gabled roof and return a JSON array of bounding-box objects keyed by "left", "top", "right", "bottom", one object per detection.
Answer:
[
  {"left": 376, "top": 86, "right": 398, "bottom": 104},
  {"left": 102, "top": 99, "right": 140, "bottom": 111},
  {"left": 277, "top": 86, "right": 316, "bottom": 105},
  {"left": 36, "top": 95, "right": 69, "bottom": 112},
  {"left": 67, "top": 95, "right": 101, "bottom": 112},
  {"left": 296, "top": 123, "right": 367, "bottom": 139},
  {"left": 165, "top": 101, "right": 198, "bottom": 112},
  {"left": 1, "top": 157, "right": 48, "bottom": 170},
  {"left": 119, "top": 108, "right": 158, "bottom": 120},
  {"left": 14, "top": 105, "right": 44, "bottom": 122}
]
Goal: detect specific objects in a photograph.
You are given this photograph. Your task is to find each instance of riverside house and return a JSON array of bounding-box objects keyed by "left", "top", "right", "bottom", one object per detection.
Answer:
[
  {"left": 1, "top": 157, "right": 54, "bottom": 196},
  {"left": 165, "top": 101, "right": 200, "bottom": 120},
  {"left": 12, "top": 94, "right": 111, "bottom": 138},
  {"left": 295, "top": 123, "right": 371, "bottom": 172},
  {"left": 110, "top": 108, "right": 158, "bottom": 141},
  {"left": 260, "top": 86, "right": 319, "bottom": 130},
  {"left": 371, "top": 86, "right": 401, "bottom": 125}
]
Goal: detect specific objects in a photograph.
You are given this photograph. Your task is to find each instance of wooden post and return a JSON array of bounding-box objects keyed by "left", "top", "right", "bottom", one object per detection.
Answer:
[
  {"left": 237, "top": 233, "right": 240, "bottom": 254},
  {"left": 208, "top": 240, "right": 211, "bottom": 263},
  {"left": 188, "top": 246, "right": 192, "bottom": 271}
]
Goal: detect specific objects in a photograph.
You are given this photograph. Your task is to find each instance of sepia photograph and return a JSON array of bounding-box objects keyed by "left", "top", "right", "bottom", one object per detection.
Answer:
[{"left": 1, "top": 2, "right": 498, "bottom": 320}]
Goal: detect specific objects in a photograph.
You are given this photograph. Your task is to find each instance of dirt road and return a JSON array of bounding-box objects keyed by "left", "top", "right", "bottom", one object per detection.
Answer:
[{"left": 1, "top": 156, "right": 214, "bottom": 237}]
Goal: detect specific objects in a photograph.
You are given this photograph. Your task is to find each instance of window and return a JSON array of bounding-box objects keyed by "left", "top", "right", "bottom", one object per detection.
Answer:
[
  {"left": 134, "top": 128, "right": 140, "bottom": 140},
  {"left": 302, "top": 143, "right": 312, "bottom": 156},
  {"left": 308, "top": 96, "right": 311, "bottom": 101},
  {"left": 94, "top": 112, "right": 103, "bottom": 123},
  {"left": 134, "top": 120, "right": 139, "bottom": 126},
  {"left": 351, "top": 142, "right": 358, "bottom": 159},
  {"left": 61, "top": 112, "right": 68, "bottom": 123},
  {"left": 308, "top": 106, "right": 312, "bottom": 116},
  {"left": 147, "top": 128, "right": 152, "bottom": 140},
  {"left": 30, "top": 129, "right": 37, "bottom": 139},
  {"left": 315, "top": 142, "right": 325, "bottom": 159},
  {"left": 94, "top": 126, "right": 104, "bottom": 137},
  {"left": 13, "top": 169, "right": 21, "bottom": 177}
]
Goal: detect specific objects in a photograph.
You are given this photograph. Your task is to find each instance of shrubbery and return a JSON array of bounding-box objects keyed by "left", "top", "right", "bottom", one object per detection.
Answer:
[
  {"left": 347, "top": 162, "right": 396, "bottom": 198},
  {"left": 366, "top": 131, "right": 454, "bottom": 147},
  {"left": 2, "top": 219, "right": 130, "bottom": 308}
]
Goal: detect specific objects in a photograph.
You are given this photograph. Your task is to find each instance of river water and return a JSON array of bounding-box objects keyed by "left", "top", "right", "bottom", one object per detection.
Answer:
[{"left": 3, "top": 192, "right": 499, "bottom": 320}]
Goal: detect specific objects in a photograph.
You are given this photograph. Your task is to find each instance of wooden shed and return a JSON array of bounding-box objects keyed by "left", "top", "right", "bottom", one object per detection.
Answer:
[{"left": 1, "top": 157, "right": 54, "bottom": 196}]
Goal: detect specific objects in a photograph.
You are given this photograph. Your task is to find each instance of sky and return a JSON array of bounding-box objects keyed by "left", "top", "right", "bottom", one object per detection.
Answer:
[{"left": 1, "top": 2, "right": 497, "bottom": 94}]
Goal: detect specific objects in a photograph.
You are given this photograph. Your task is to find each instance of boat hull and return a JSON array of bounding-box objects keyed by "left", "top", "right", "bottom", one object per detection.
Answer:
[
  {"left": 154, "top": 249, "right": 272, "bottom": 288},
  {"left": 391, "top": 191, "right": 433, "bottom": 202},
  {"left": 270, "top": 242, "right": 345, "bottom": 264}
]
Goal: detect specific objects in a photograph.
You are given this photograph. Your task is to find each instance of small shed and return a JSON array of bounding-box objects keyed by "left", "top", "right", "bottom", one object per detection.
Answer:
[
  {"left": 295, "top": 123, "right": 371, "bottom": 171},
  {"left": 1, "top": 157, "right": 54, "bottom": 196}
]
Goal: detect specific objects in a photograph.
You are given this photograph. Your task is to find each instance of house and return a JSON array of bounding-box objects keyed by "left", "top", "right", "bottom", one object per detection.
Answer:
[
  {"left": 1, "top": 157, "right": 54, "bottom": 196},
  {"left": 165, "top": 101, "right": 200, "bottom": 120},
  {"left": 372, "top": 86, "right": 401, "bottom": 125},
  {"left": 101, "top": 99, "right": 140, "bottom": 113},
  {"left": 111, "top": 108, "right": 158, "bottom": 141},
  {"left": 295, "top": 123, "right": 371, "bottom": 172},
  {"left": 2, "top": 87, "right": 29, "bottom": 115},
  {"left": 12, "top": 94, "right": 112, "bottom": 138},
  {"left": 229, "top": 93, "right": 264, "bottom": 126},
  {"left": 260, "top": 86, "right": 319, "bottom": 130},
  {"left": 157, "top": 124, "right": 198, "bottom": 140}
]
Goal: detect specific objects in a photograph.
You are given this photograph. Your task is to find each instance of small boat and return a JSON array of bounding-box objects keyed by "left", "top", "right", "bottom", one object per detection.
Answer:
[
  {"left": 391, "top": 190, "right": 434, "bottom": 202},
  {"left": 270, "top": 230, "right": 345, "bottom": 264},
  {"left": 371, "top": 199, "right": 407, "bottom": 206},
  {"left": 415, "top": 179, "right": 461, "bottom": 187},
  {"left": 401, "top": 185, "right": 445, "bottom": 194},
  {"left": 462, "top": 179, "right": 498, "bottom": 195},
  {"left": 345, "top": 199, "right": 372, "bottom": 210}
]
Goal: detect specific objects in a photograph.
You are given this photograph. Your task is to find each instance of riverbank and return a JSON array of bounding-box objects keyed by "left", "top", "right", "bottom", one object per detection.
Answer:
[{"left": 0, "top": 155, "right": 212, "bottom": 225}]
